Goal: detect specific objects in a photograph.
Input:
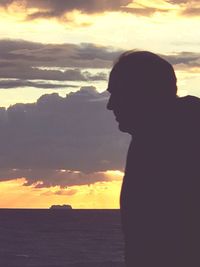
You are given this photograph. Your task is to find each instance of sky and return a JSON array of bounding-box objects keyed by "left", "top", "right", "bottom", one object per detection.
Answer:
[{"left": 0, "top": 0, "right": 200, "bottom": 208}]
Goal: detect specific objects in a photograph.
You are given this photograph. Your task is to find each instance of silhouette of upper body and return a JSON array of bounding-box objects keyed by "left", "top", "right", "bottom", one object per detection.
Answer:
[{"left": 107, "top": 51, "right": 200, "bottom": 267}]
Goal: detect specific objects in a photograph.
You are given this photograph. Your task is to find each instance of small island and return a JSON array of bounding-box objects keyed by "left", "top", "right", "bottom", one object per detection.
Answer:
[{"left": 49, "top": 204, "right": 72, "bottom": 210}]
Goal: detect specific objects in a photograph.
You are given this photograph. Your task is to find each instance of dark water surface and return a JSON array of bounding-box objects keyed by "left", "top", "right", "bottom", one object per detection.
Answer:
[{"left": 0, "top": 209, "right": 125, "bottom": 267}]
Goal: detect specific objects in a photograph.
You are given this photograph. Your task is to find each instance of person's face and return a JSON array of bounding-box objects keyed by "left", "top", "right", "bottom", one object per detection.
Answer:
[
  {"left": 107, "top": 71, "right": 142, "bottom": 133},
  {"left": 106, "top": 69, "right": 159, "bottom": 134},
  {"left": 107, "top": 62, "right": 175, "bottom": 134}
]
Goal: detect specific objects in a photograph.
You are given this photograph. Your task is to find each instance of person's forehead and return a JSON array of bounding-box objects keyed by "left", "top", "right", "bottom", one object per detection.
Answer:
[
  {"left": 107, "top": 80, "right": 117, "bottom": 93},
  {"left": 107, "top": 70, "right": 121, "bottom": 93}
]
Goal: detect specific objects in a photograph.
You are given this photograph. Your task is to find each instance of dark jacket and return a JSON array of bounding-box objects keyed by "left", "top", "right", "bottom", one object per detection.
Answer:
[{"left": 120, "top": 95, "right": 200, "bottom": 267}]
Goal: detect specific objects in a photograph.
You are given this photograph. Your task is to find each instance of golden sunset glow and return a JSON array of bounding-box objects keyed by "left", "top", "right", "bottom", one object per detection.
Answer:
[{"left": 0, "top": 174, "right": 123, "bottom": 209}]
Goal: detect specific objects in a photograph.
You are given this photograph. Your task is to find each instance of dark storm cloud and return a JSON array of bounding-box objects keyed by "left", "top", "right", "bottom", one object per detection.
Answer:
[{"left": 0, "top": 87, "right": 130, "bottom": 187}]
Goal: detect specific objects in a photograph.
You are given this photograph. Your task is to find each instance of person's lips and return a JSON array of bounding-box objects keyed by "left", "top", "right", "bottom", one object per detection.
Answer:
[{"left": 114, "top": 115, "right": 120, "bottom": 122}]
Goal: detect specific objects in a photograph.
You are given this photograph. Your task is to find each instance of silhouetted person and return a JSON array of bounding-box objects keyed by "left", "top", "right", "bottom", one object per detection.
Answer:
[{"left": 107, "top": 51, "right": 200, "bottom": 267}]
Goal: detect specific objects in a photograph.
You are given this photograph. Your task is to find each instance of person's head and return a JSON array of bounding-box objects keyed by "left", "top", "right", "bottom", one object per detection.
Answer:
[{"left": 107, "top": 50, "right": 177, "bottom": 133}]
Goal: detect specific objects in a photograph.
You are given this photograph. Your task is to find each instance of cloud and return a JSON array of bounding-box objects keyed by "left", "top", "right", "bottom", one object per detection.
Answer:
[
  {"left": 83, "top": 71, "right": 107, "bottom": 81},
  {"left": 0, "top": 0, "right": 15, "bottom": 7},
  {"left": 121, "top": 1, "right": 172, "bottom": 16},
  {"left": 162, "top": 52, "right": 200, "bottom": 70},
  {"left": 0, "top": 39, "right": 121, "bottom": 69},
  {"left": 26, "top": 0, "right": 132, "bottom": 17},
  {"left": 167, "top": 0, "right": 198, "bottom": 3},
  {"left": 122, "top": 6, "right": 167, "bottom": 16},
  {"left": 0, "top": 0, "right": 173, "bottom": 21},
  {"left": 22, "top": 170, "right": 111, "bottom": 188},
  {"left": 54, "top": 188, "right": 78, "bottom": 196},
  {"left": 0, "top": 79, "right": 78, "bottom": 89},
  {"left": 2, "top": 0, "right": 200, "bottom": 20},
  {"left": 0, "top": 66, "right": 107, "bottom": 82},
  {"left": 0, "top": 86, "right": 130, "bottom": 187},
  {"left": 1, "top": 39, "right": 200, "bottom": 82},
  {"left": 0, "top": 39, "right": 120, "bottom": 87},
  {"left": 181, "top": 6, "right": 200, "bottom": 17},
  {"left": 0, "top": 0, "right": 132, "bottom": 20},
  {"left": 166, "top": 0, "right": 200, "bottom": 16}
]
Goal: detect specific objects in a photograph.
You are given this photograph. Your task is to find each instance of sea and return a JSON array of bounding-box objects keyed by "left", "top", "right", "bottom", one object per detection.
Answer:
[{"left": 0, "top": 209, "right": 125, "bottom": 267}]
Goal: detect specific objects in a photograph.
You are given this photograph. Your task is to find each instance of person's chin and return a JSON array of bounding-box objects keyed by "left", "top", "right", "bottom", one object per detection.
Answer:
[{"left": 118, "top": 122, "right": 132, "bottom": 133}]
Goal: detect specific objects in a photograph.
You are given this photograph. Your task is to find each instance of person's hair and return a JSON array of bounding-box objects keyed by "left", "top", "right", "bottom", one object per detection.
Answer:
[{"left": 110, "top": 50, "right": 177, "bottom": 99}]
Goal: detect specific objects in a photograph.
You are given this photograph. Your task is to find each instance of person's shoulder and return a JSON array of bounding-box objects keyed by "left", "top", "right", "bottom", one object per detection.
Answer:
[
  {"left": 176, "top": 95, "right": 200, "bottom": 133},
  {"left": 177, "top": 95, "right": 200, "bottom": 104},
  {"left": 176, "top": 95, "right": 200, "bottom": 114},
  {"left": 177, "top": 95, "right": 200, "bottom": 105}
]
